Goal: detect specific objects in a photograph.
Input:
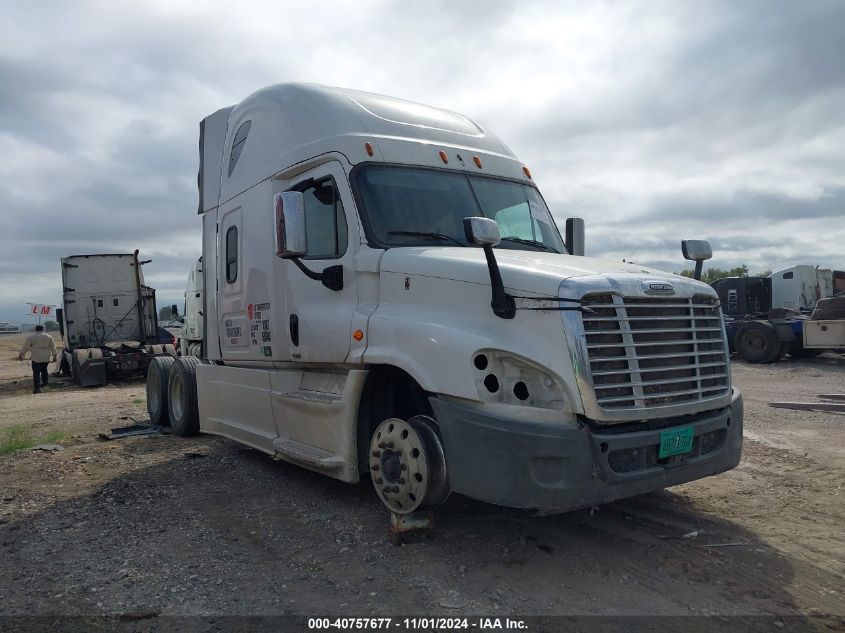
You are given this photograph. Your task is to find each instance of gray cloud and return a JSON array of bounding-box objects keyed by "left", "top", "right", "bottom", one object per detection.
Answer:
[{"left": 1, "top": 0, "right": 844, "bottom": 321}]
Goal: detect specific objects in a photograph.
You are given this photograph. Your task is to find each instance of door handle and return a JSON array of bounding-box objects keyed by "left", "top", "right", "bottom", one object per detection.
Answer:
[{"left": 289, "top": 314, "right": 299, "bottom": 347}]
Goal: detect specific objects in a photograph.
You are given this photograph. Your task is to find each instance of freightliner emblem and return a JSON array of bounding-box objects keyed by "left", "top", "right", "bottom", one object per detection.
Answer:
[{"left": 643, "top": 281, "right": 675, "bottom": 296}]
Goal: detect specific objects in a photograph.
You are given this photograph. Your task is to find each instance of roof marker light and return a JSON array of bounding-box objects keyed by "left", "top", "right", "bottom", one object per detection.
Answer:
[
  {"left": 353, "top": 329, "right": 364, "bottom": 341},
  {"left": 473, "top": 156, "right": 483, "bottom": 168},
  {"left": 439, "top": 150, "right": 448, "bottom": 164},
  {"left": 365, "top": 142, "right": 374, "bottom": 157},
  {"left": 522, "top": 166, "right": 532, "bottom": 179}
]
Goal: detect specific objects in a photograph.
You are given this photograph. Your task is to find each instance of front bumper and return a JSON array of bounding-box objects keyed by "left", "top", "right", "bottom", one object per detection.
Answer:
[{"left": 429, "top": 389, "right": 743, "bottom": 511}]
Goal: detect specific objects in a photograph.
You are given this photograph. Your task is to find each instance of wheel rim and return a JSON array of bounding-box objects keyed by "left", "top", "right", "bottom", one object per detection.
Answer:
[
  {"left": 369, "top": 416, "right": 448, "bottom": 514},
  {"left": 170, "top": 372, "right": 184, "bottom": 421},
  {"left": 745, "top": 331, "right": 765, "bottom": 352}
]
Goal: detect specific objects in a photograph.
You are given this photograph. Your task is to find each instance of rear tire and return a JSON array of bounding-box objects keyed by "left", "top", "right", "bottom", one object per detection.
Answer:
[
  {"left": 168, "top": 356, "right": 201, "bottom": 437},
  {"left": 147, "top": 356, "right": 175, "bottom": 426},
  {"left": 735, "top": 321, "right": 781, "bottom": 364}
]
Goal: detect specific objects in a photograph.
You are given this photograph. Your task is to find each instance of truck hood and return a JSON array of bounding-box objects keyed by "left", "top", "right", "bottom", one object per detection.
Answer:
[{"left": 380, "top": 247, "right": 680, "bottom": 295}]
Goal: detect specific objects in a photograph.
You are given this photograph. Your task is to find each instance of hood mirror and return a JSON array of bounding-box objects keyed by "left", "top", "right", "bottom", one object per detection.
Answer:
[
  {"left": 681, "top": 239, "right": 712, "bottom": 281},
  {"left": 463, "top": 217, "right": 501, "bottom": 246},
  {"left": 463, "top": 217, "right": 514, "bottom": 319}
]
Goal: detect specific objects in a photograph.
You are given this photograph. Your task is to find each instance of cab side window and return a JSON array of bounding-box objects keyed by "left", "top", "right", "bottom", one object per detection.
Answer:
[
  {"left": 301, "top": 178, "right": 348, "bottom": 259},
  {"left": 225, "top": 226, "right": 238, "bottom": 283}
]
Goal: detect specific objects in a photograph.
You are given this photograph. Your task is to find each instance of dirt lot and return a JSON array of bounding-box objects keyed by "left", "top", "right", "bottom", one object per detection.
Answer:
[{"left": 0, "top": 332, "right": 843, "bottom": 629}]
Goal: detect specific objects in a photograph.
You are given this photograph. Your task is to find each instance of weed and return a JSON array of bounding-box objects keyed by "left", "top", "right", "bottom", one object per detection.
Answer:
[{"left": 0, "top": 425, "right": 67, "bottom": 455}]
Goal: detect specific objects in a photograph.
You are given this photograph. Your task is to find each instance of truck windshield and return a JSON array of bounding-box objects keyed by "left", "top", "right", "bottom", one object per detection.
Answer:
[{"left": 353, "top": 165, "right": 567, "bottom": 253}]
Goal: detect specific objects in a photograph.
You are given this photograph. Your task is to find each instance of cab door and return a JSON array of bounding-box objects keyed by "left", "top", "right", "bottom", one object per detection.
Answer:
[{"left": 284, "top": 162, "right": 358, "bottom": 363}]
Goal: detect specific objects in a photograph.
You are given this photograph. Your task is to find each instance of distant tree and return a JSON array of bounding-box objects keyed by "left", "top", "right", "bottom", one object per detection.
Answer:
[
  {"left": 44, "top": 320, "right": 60, "bottom": 331},
  {"left": 678, "top": 265, "right": 750, "bottom": 284}
]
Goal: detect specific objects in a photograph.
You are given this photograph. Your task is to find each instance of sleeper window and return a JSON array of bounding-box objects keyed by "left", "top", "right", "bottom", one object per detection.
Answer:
[
  {"left": 300, "top": 178, "right": 348, "bottom": 259},
  {"left": 225, "top": 226, "right": 238, "bottom": 283},
  {"left": 228, "top": 120, "right": 251, "bottom": 177}
]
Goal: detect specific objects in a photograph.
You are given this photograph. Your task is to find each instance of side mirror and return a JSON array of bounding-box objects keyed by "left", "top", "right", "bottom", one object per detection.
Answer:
[
  {"left": 681, "top": 239, "right": 712, "bottom": 262},
  {"left": 171, "top": 304, "right": 178, "bottom": 317},
  {"left": 463, "top": 217, "right": 501, "bottom": 246},
  {"left": 681, "top": 239, "right": 712, "bottom": 281},
  {"left": 274, "top": 192, "right": 307, "bottom": 258},
  {"left": 565, "top": 218, "right": 585, "bottom": 256}
]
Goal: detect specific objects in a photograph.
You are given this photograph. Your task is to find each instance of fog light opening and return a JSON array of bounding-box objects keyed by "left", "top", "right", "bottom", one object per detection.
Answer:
[
  {"left": 474, "top": 354, "right": 488, "bottom": 370},
  {"left": 484, "top": 374, "right": 499, "bottom": 393},
  {"left": 513, "top": 381, "right": 529, "bottom": 401}
]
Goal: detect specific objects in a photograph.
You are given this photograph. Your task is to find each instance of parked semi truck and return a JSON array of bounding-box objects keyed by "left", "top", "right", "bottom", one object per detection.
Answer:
[
  {"left": 58, "top": 251, "right": 175, "bottom": 386},
  {"left": 712, "top": 274, "right": 845, "bottom": 363},
  {"left": 176, "top": 257, "right": 204, "bottom": 357},
  {"left": 147, "top": 83, "right": 742, "bottom": 516}
]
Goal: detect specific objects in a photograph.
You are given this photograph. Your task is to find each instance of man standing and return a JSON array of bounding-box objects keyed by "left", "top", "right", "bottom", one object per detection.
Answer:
[{"left": 19, "top": 325, "right": 57, "bottom": 394}]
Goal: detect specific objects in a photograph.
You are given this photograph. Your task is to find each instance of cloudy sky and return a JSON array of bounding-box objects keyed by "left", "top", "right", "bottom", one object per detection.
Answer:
[{"left": 2, "top": 0, "right": 844, "bottom": 322}]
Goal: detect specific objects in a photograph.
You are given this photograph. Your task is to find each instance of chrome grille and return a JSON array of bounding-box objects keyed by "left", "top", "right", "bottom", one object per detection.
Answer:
[{"left": 582, "top": 294, "right": 729, "bottom": 410}]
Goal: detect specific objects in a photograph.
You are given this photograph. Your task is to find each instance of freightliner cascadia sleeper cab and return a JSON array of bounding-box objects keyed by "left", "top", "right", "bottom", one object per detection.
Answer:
[{"left": 147, "top": 83, "right": 742, "bottom": 516}]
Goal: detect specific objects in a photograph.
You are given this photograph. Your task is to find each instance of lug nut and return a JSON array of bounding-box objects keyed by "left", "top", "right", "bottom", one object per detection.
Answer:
[
  {"left": 399, "top": 478, "right": 406, "bottom": 484},
  {"left": 371, "top": 465, "right": 380, "bottom": 471},
  {"left": 386, "top": 441, "right": 394, "bottom": 448},
  {"left": 375, "top": 477, "right": 383, "bottom": 484},
  {"left": 392, "top": 486, "right": 400, "bottom": 493},
  {"left": 378, "top": 442, "right": 386, "bottom": 449},
  {"left": 372, "top": 450, "right": 381, "bottom": 457},
  {"left": 400, "top": 464, "right": 407, "bottom": 471}
]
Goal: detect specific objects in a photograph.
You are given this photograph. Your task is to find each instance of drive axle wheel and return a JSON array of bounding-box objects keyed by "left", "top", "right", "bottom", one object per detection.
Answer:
[{"left": 369, "top": 415, "right": 449, "bottom": 515}]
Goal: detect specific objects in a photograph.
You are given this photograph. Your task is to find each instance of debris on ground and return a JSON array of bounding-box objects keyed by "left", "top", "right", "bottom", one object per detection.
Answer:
[{"left": 30, "top": 444, "right": 64, "bottom": 452}]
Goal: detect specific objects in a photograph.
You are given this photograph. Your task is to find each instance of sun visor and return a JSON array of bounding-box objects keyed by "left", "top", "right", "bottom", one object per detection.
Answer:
[{"left": 198, "top": 106, "right": 234, "bottom": 214}]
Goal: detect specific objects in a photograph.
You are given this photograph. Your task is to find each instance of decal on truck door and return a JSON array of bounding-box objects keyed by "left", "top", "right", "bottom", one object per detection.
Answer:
[{"left": 248, "top": 301, "right": 273, "bottom": 357}]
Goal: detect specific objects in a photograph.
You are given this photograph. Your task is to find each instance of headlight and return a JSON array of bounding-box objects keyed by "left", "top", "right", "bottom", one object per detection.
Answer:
[{"left": 471, "top": 349, "right": 566, "bottom": 409}]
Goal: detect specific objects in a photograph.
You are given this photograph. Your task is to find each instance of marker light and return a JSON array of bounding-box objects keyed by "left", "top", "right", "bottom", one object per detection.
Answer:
[
  {"left": 473, "top": 156, "right": 483, "bottom": 168},
  {"left": 522, "top": 166, "right": 532, "bottom": 179},
  {"left": 364, "top": 142, "right": 374, "bottom": 157},
  {"left": 353, "top": 330, "right": 364, "bottom": 341},
  {"left": 439, "top": 150, "right": 448, "bottom": 164}
]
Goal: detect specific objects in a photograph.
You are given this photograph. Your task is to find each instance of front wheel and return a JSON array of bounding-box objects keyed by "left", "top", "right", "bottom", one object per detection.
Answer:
[{"left": 369, "top": 415, "right": 450, "bottom": 514}]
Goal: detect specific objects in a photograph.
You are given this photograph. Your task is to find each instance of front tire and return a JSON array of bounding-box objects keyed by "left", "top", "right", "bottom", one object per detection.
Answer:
[
  {"left": 168, "top": 356, "right": 201, "bottom": 437},
  {"left": 369, "top": 415, "right": 449, "bottom": 514}
]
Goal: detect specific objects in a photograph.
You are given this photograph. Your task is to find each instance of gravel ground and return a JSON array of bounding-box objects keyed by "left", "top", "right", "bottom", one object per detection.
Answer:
[{"left": 0, "top": 334, "right": 843, "bottom": 631}]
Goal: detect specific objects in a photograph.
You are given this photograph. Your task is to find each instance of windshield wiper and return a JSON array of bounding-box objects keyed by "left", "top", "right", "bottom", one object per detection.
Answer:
[
  {"left": 387, "top": 231, "right": 465, "bottom": 246},
  {"left": 498, "top": 236, "right": 559, "bottom": 253}
]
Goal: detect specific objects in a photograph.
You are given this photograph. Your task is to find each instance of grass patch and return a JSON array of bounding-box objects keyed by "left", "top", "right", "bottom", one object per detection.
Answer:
[
  {"left": 0, "top": 425, "right": 67, "bottom": 455},
  {"left": 131, "top": 398, "right": 144, "bottom": 405}
]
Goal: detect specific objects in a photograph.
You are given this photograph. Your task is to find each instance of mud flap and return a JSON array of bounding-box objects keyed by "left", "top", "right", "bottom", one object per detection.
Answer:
[{"left": 78, "top": 358, "right": 107, "bottom": 387}]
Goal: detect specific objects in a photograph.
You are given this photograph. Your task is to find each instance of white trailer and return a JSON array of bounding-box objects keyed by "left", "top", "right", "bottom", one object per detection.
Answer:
[{"left": 148, "top": 83, "right": 742, "bottom": 518}]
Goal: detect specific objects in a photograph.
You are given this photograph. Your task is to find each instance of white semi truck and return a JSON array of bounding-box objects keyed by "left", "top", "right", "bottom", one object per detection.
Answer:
[
  {"left": 176, "top": 257, "right": 204, "bottom": 358},
  {"left": 59, "top": 251, "right": 175, "bottom": 386},
  {"left": 147, "top": 83, "right": 742, "bottom": 516}
]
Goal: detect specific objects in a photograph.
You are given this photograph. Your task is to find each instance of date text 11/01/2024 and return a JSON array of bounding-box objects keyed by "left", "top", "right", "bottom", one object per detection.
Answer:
[{"left": 307, "top": 618, "right": 528, "bottom": 630}]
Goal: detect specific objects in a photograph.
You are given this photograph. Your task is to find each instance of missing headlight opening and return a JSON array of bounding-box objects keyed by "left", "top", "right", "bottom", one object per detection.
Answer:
[
  {"left": 513, "top": 381, "right": 529, "bottom": 401},
  {"left": 484, "top": 374, "right": 500, "bottom": 393}
]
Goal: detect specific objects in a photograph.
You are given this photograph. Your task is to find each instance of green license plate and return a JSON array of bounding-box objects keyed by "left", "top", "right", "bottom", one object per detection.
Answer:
[{"left": 659, "top": 426, "right": 694, "bottom": 458}]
